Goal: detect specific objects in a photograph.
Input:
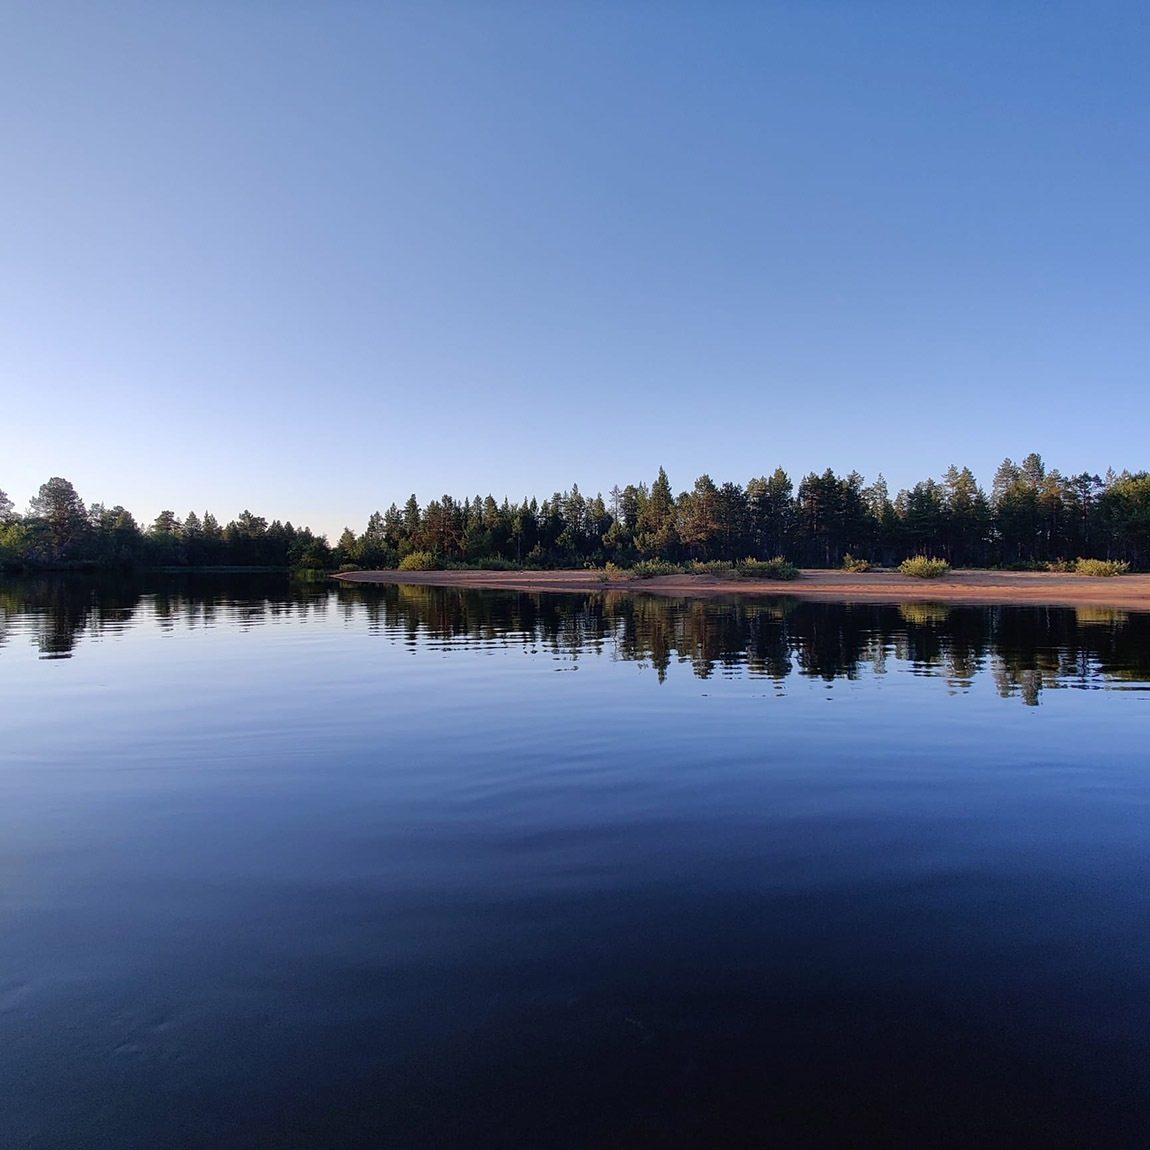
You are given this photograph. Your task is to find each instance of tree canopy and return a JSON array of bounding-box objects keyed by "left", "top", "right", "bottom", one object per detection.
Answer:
[{"left": 3, "top": 457, "right": 1148, "bottom": 573}]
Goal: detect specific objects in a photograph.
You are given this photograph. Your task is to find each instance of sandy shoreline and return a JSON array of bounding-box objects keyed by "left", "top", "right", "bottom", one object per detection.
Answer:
[{"left": 333, "top": 568, "right": 1150, "bottom": 611}]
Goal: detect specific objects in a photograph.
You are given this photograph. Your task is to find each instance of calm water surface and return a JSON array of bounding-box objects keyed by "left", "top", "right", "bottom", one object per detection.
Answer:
[{"left": 2, "top": 574, "right": 1149, "bottom": 1148}]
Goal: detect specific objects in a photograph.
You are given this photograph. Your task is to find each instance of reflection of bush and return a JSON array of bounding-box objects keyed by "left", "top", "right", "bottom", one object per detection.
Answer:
[
  {"left": 898, "top": 602, "right": 950, "bottom": 627},
  {"left": 1075, "top": 606, "right": 1129, "bottom": 627},
  {"left": 395, "top": 583, "right": 439, "bottom": 607}
]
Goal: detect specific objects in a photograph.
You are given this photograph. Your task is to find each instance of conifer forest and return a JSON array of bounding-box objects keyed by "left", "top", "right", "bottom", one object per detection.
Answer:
[{"left": 2, "top": 454, "right": 1148, "bottom": 573}]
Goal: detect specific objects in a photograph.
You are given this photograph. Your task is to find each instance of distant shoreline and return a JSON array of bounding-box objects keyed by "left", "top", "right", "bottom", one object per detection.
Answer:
[{"left": 333, "top": 568, "right": 1150, "bottom": 611}]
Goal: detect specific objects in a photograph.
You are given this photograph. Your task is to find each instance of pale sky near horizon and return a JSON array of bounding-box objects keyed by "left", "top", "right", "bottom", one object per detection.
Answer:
[{"left": 3, "top": 1, "right": 1147, "bottom": 538}]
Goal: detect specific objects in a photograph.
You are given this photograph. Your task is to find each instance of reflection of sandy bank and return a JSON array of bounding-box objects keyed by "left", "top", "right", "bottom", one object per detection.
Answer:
[{"left": 335, "top": 569, "right": 1150, "bottom": 611}]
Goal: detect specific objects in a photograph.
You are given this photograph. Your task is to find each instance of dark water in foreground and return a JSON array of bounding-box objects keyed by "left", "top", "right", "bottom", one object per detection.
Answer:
[{"left": 2, "top": 574, "right": 1149, "bottom": 1148}]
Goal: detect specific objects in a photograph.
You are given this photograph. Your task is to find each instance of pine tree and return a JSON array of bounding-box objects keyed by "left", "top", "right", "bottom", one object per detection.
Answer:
[{"left": 28, "top": 477, "right": 89, "bottom": 561}]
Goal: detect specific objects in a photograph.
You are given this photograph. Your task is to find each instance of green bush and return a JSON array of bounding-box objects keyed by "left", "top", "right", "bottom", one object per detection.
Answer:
[
  {"left": 1046, "top": 559, "right": 1074, "bottom": 573},
  {"left": 444, "top": 557, "right": 520, "bottom": 571},
  {"left": 739, "top": 557, "right": 800, "bottom": 581},
  {"left": 337, "top": 563, "right": 362, "bottom": 573},
  {"left": 398, "top": 550, "right": 437, "bottom": 571},
  {"left": 898, "top": 555, "right": 950, "bottom": 579},
  {"left": 841, "top": 553, "right": 870, "bottom": 573},
  {"left": 689, "top": 559, "right": 737, "bottom": 577},
  {"left": 631, "top": 558, "right": 684, "bottom": 579},
  {"left": 1075, "top": 557, "right": 1130, "bottom": 577}
]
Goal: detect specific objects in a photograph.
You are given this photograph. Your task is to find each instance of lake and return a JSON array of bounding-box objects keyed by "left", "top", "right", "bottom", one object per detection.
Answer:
[{"left": 2, "top": 573, "right": 1149, "bottom": 1148}]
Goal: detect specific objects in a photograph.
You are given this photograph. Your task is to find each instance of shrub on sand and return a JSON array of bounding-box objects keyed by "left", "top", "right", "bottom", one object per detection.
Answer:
[
  {"left": 601, "top": 561, "right": 632, "bottom": 582},
  {"left": 398, "top": 550, "right": 437, "bottom": 571},
  {"left": 739, "top": 557, "right": 800, "bottom": 581},
  {"left": 631, "top": 558, "right": 685, "bottom": 579},
  {"left": 898, "top": 556, "right": 950, "bottom": 579},
  {"left": 1074, "top": 557, "right": 1130, "bottom": 577},
  {"left": 688, "top": 560, "right": 737, "bottom": 577}
]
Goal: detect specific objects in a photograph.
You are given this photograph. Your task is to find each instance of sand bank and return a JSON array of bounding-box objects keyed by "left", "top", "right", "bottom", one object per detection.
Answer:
[{"left": 333, "top": 569, "right": 1150, "bottom": 611}]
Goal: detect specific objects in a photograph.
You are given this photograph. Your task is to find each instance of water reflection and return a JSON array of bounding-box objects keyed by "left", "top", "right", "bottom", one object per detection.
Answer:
[
  {"left": 4, "top": 573, "right": 1150, "bottom": 1149},
  {"left": 0, "top": 573, "right": 329, "bottom": 659},
  {"left": 2, "top": 574, "right": 1148, "bottom": 703}
]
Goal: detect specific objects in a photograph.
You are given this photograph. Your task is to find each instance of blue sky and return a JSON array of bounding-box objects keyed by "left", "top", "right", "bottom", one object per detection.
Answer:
[{"left": 3, "top": 1, "right": 1147, "bottom": 538}]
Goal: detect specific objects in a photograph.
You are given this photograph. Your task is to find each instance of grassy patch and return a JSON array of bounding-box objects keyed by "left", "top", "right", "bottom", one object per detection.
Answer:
[
  {"left": 444, "top": 557, "right": 521, "bottom": 571},
  {"left": 630, "top": 558, "right": 686, "bottom": 579},
  {"left": 738, "top": 557, "right": 800, "bottom": 581},
  {"left": 688, "top": 559, "right": 737, "bottom": 577}
]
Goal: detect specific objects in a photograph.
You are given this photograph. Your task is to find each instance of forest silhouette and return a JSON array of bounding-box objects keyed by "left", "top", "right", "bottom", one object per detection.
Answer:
[{"left": 2, "top": 454, "right": 1148, "bottom": 573}]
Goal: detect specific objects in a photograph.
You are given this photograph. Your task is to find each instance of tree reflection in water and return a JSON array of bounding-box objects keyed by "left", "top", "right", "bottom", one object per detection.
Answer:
[{"left": 2, "top": 574, "right": 1147, "bottom": 704}]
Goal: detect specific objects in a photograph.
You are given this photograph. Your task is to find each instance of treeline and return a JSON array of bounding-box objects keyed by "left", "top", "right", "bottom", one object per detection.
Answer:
[
  {"left": 335, "top": 454, "right": 1150, "bottom": 571},
  {"left": 3, "top": 454, "right": 1149, "bottom": 573},
  {"left": 0, "top": 478, "right": 333, "bottom": 571}
]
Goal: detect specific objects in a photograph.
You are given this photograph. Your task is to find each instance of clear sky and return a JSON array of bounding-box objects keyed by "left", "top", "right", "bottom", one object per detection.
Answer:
[{"left": 3, "top": 1, "right": 1147, "bottom": 538}]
